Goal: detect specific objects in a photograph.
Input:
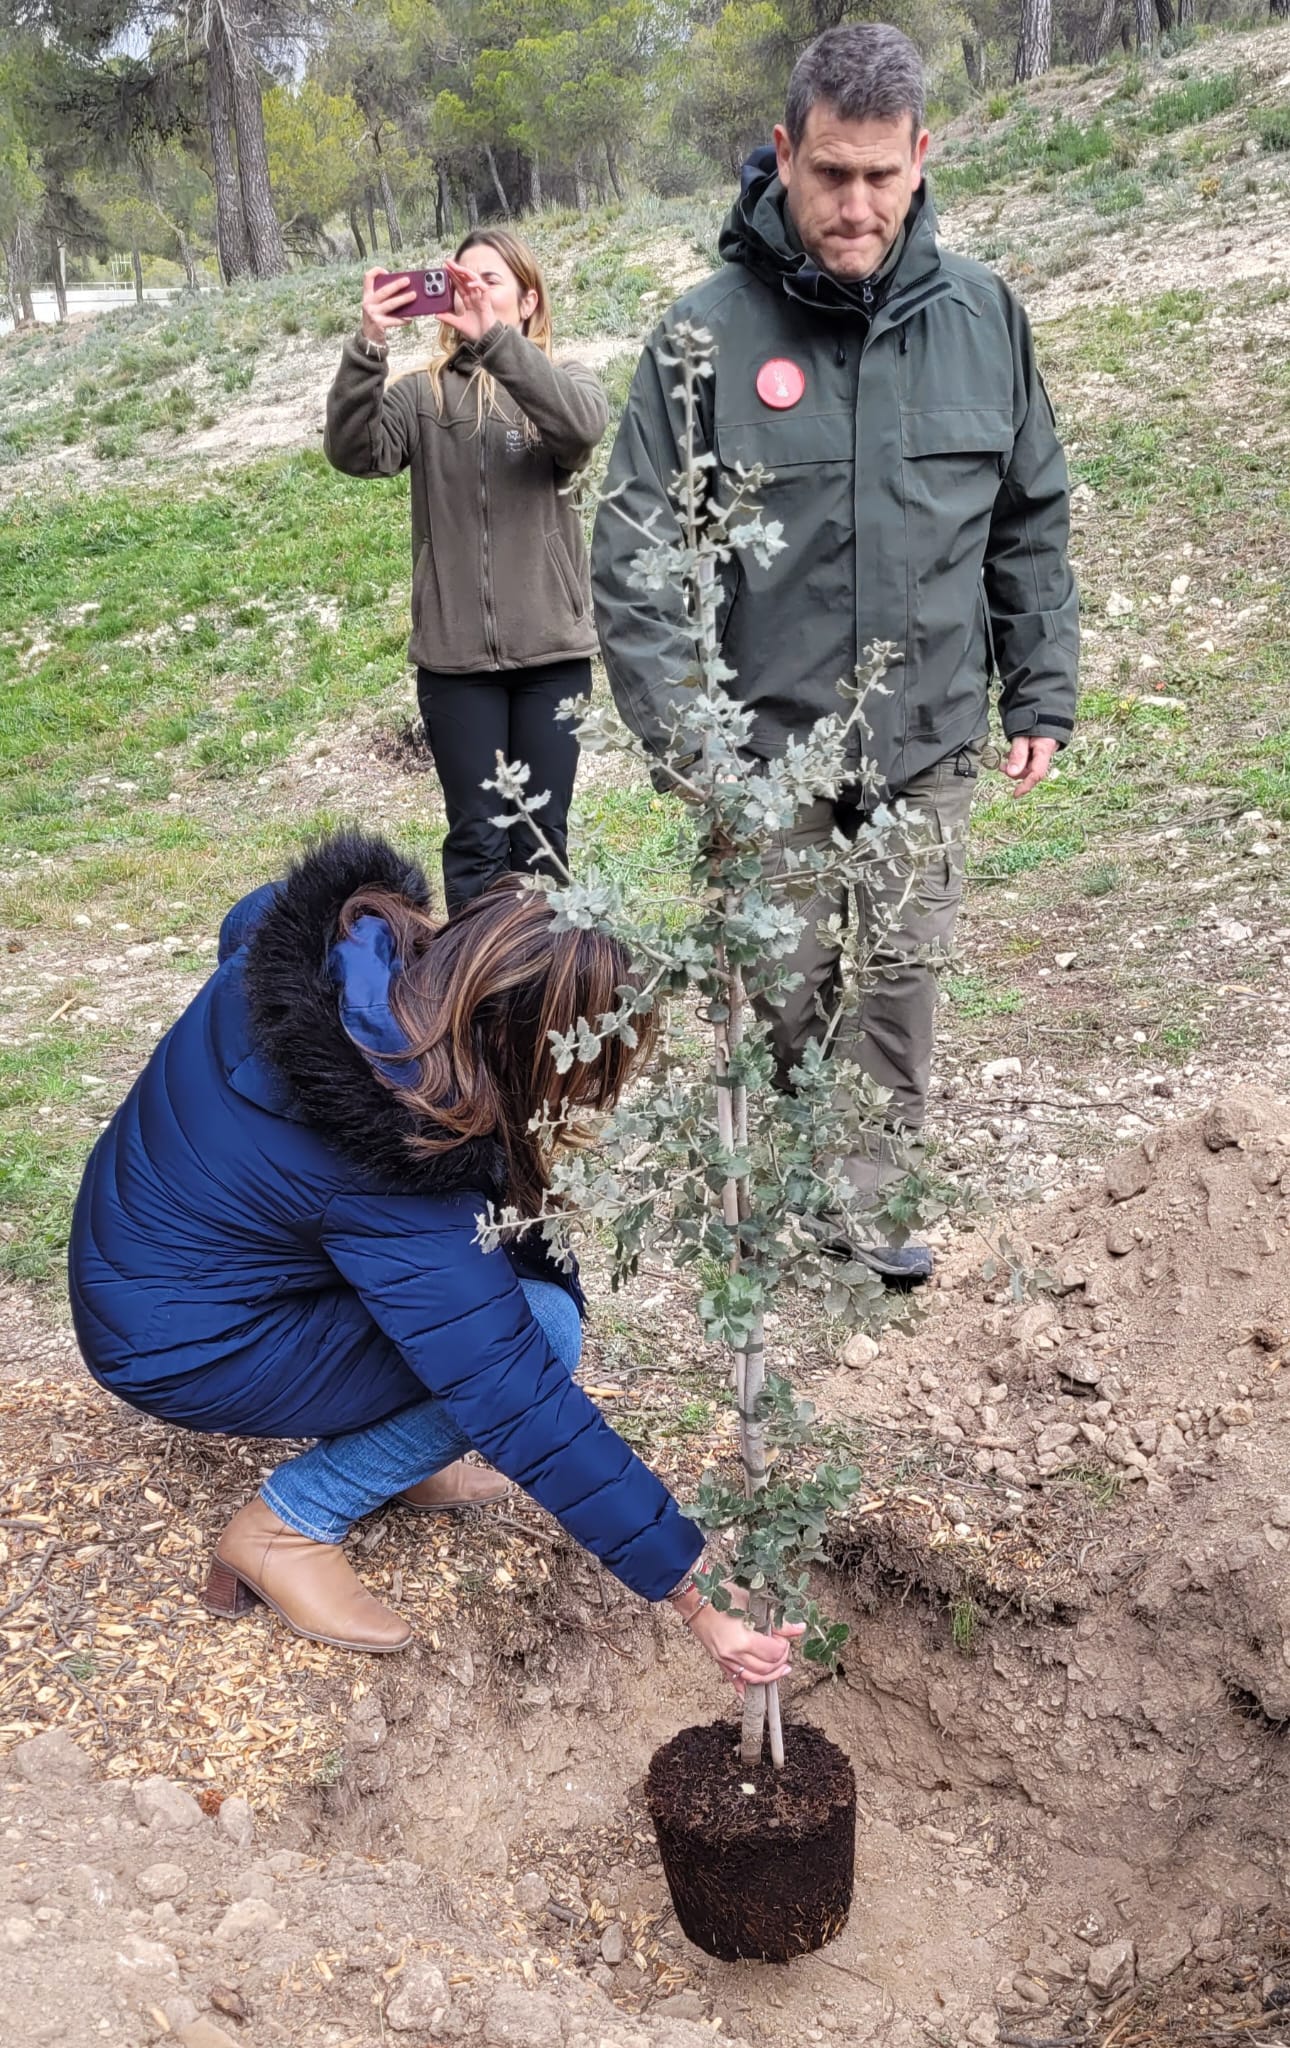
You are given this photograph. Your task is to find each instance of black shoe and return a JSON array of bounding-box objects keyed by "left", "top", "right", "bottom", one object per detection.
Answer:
[{"left": 797, "top": 1213, "right": 934, "bottom": 1288}]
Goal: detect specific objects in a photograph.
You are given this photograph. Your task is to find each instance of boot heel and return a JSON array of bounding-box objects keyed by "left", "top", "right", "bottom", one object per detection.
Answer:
[{"left": 202, "top": 1557, "right": 262, "bottom": 1618}]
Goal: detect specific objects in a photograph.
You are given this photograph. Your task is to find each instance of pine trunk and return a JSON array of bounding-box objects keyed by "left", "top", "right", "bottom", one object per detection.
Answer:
[
  {"left": 1134, "top": 0, "right": 1156, "bottom": 48},
  {"left": 484, "top": 144, "right": 510, "bottom": 216},
  {"left": 605, "top": 144, "right": 626, "bottom": 203},
  {"left": 132, "top": 244, "right": 144, "bottom": 305},
  {"left": 1084, "top": 0, "right": 1118, "bottom": 62},
  {"left": 527, "top": 155, "right": 542, "bottom": 211},
  {"left": 226, "top": 16, "right": 288, "bottom": 279},
  {"left": 178, "top": 235, "right": 198, "bottom": 291},
  {"left": 466, "top": 188, "right": 480, "bottom": 228},
  {"left": 375, "top": 151, "right": 403, "bottom": 251},
  {"left": 365, "top": 187, "right": 379, "bottom": 253},
  {"left": 435, "top": 168, "right": 453, "bottom": 239},
  {"left": 349, "top": 207, "right": 367, "bottom": 261},
  {"left": 1014, "top": 0, "right": 1053, "bottom": 80},
  {"left": 1154, "top": 0, "right": 1174, "bottom": 32},
  {"left": 206, "top": 14, "right": 250, "bottom": 285},
  {"left": 573, "top": 159, "right": 589, "bottom": 212},
  {"left": 52, "top": 242, "right": 68, "bottom": 324},
  {"left": 1177, "top": 0, "right": 1195, "bottom": 20},
  {"left": 961, "top": 32, "right": 985, "bottom": 88},
  {"left": 1273, "top": 0, "right": 1290, "bottom": 21}
]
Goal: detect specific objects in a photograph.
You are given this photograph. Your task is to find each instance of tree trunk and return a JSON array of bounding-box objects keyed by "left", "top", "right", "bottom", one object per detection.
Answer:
[
  {"left": 365, "top": 186, "right": 379, "bottom": 254},
  {"left": 1134, "top": 0, "right": 1156, "bottom": 48},
  {"left": 1084, "top": 0, "right": 1118, "bottom": 61},
  {"left": 605, "top": 142, "right": 626, "bottom": 203},
  {"left": 132, "top": 242, "right": 144, "bottom": 305},
  {"left": 483, "top": 143, "right": 510, "bottom": 216},
  {"left": 177, "top": 233, "right": 199, "bottom": 291},
  {"left": 527, "top": 154, "right": 542, "bottom": 211},
  {"left": 206, "top": 13, "right": 250, "bottom": 285},
  {"left": 51, "top": 241, "right": 68, "bottom": 324},
  {"left": 573, "top": 157, "right": 589, "bottom": 212},
  {"left": 374, "top": 145, "right": 402, "bottom": 251},
  {"left": 225, "top": 10, "right": 288, "bottom": 279},
  {"left": 1014, "top": 0, "right": 1053, "bottom": 80},
  {"left": 1154, "top": 0, "right": 1174, "bottom": 31},
  {"left": 466, "top": 186, "right": 480, "bottom": 228},
  {"left": 349, "top": 205, "right": 367, "bottom": 261},
  {"left": 1272, "top": 0, "right": 1290, "bottom": 20},
  {"left": 435, "top": 166, "right": 453, "bottom": 239},
  {"left": 1177, "top": 0, "right": 1194, "bottom": 19},
  {"left": 961, "top": 32, "right": 985, "bottom": 88}
]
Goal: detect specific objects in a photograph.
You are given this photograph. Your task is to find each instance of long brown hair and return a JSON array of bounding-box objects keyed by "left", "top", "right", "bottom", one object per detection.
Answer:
[
  {"left": 423, "top": 229, "right": 554, "bottom": 438},
  {"left": 338, "top": 879, "right": 651, "bottom": 1216}
]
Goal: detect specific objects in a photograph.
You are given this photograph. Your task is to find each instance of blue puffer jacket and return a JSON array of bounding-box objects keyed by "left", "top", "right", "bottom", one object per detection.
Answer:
[{"left": 69, "top": 833, "right": 702, "bottom": 1602}]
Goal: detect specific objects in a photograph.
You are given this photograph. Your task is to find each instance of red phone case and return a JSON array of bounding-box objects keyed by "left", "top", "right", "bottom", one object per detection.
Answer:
[{"left": 374, "top": 266, "right": 454, "bottom": 319}]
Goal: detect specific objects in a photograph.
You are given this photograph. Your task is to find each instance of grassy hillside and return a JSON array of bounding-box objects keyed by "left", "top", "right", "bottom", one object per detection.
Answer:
[{"left": 1, "top": 21, "right": 1288, "bottom": 1289}]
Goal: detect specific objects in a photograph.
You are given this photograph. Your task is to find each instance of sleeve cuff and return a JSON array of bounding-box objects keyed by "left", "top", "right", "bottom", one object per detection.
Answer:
[{"left": 1003, "top": 713, "right": 1074, "bottom": 747}]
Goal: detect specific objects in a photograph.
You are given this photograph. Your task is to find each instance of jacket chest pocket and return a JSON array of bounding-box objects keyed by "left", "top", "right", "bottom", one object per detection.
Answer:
[
  {"left": 900, "top": 406, "right": 1014, "bottom": 534},
  {"left": 714, "top": 408, "right": 855, "bottom": 478}
]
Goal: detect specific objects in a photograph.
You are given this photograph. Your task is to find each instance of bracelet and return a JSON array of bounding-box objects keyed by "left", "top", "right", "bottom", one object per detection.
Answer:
[{"left": 666, "top": 1557, "right": 712, "bottom": 1618}]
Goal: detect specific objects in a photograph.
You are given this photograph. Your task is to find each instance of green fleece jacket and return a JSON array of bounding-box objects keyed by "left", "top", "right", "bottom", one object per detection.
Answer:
[
  {"left": 326, "top": 322, "right": 608, "bottom": 674},
  {"left": 592, "top": 171, "right": 1079, "bottom": 793}
]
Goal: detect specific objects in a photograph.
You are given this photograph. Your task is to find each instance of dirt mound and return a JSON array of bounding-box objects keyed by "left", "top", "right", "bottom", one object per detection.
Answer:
[{"left": 852, "top": 1086, "right": 1290, "bottom": 1500}]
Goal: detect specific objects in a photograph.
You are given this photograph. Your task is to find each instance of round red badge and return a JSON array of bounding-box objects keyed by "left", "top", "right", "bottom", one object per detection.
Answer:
[{"left": 756, "top": 358, "right": 806, "bottom": 410}]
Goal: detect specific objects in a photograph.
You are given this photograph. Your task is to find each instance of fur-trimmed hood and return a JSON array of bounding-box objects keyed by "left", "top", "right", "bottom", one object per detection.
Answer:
[{"left": 244, "top": 831, "right": 512, "bottom": 1204}]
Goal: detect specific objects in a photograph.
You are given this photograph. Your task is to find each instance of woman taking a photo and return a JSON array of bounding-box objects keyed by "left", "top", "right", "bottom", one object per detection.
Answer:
[
  {"left": 325, "top": 235, "right": 608, "bottom": 915},
  {"left": 68, "top": 831, "right": 799, "bottom": 1692}
]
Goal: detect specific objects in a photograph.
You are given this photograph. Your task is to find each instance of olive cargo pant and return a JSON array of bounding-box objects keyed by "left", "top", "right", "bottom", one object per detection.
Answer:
[{"left": 758, "top": 741, "right": 982, "bottom": 1230}]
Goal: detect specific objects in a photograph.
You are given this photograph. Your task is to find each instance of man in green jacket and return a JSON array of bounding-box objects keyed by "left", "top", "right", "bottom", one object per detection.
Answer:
[{"left": 591, "top": 22, "right": 1078, "bottom": 1284}]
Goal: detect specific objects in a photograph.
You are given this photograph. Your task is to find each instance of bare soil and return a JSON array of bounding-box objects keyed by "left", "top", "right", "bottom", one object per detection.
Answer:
[{"left": 7, "top": 1091, "right": 1290, "bottom": 2047}]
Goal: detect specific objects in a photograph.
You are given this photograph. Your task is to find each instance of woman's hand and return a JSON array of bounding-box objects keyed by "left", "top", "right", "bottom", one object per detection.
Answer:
[
  {"left": 438, "top": 259, "right": 496, "bottom": 346},
  {"left": 361, "top": 267, "right": 417, "bottom": 346},
  {"left": 673, "top": 1579, "right": 806, "bottom": 1698}
]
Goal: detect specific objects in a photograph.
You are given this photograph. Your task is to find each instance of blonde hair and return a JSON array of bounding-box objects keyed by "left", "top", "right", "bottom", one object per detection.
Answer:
[{"left": 424, "top": 229, "right": 554, "bottom": 439}]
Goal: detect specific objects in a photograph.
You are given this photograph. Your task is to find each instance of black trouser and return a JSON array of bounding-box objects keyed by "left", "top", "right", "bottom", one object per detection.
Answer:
[{"left": 416, "top": 657, "right": 587, "bottom": 914}]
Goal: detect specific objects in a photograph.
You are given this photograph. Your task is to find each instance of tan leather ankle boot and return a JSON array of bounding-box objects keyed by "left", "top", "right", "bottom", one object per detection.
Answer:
[
  {"left": 202, "top": 1495, "right": 412, "bottom": 1652},
  {"left": 401, "top": 1458, "right": 511, "bottom": 1513}
]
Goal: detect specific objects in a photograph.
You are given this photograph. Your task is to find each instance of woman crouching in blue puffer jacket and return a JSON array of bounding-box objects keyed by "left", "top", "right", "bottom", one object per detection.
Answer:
[{"left": 67, "top": 832, "right": 801, "bottom": 1686}]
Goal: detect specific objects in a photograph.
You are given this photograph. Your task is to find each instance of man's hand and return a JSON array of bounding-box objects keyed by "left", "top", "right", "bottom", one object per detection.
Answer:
[{"left": 1002, "top": 735, "right": 1058, "bottom": 799}]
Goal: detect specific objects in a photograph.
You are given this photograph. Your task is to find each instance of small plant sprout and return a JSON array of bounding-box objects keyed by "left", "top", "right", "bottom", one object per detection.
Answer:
[{"left": 478, "top": 324, "right": 959, "bottom": 1769}]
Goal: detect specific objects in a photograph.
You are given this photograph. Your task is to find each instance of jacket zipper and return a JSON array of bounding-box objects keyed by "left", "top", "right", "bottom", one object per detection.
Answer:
[{"left": 480, "top": 425, "right": 500, "bottom": 665}]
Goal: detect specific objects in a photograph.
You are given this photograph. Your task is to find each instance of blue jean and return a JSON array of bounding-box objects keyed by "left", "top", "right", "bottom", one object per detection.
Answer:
[{"left": 261, "top": 1279, "right": 583, "bottom": 1543}]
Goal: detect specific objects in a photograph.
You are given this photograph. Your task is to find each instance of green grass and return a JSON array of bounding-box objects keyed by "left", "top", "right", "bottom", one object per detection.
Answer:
[
  {"left": 0, "top": 456, "right": 414, "bottom": 853},
  {"left": 1255, "top": 105, "right": 1290, "bottom": 153},
  {"left": 1136, "top": 70, "right": 1243, "bottom": 135},
  {"left": 951, "top": 1595, "right": 980, "bottom": 1655},
  {"left": 945, "top": 972, "right": 1023, "bottom": 1019}
]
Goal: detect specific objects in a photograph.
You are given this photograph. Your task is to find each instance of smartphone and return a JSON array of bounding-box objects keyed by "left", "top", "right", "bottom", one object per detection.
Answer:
[{"left": 373, "top": 265, "right": 455, "bottom": 319}]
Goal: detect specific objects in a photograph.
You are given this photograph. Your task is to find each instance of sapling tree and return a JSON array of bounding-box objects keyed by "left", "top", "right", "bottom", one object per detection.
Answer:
[{"left": 481, "top": 324, "right": 953, "bottom": 1769}]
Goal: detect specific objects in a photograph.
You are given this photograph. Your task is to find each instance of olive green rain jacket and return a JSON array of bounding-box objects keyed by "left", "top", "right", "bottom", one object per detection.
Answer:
[{"left": 592, "top": 166, "right": 1078, "bottom": 792}]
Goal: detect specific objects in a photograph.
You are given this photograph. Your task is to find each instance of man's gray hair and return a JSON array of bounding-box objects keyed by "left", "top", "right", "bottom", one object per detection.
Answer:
[{"left": 784, "top": 24, "right": 926, "bottom": 146}]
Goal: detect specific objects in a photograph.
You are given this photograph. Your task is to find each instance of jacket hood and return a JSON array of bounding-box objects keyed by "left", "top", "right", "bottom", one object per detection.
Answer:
[
  {"left": 244, "top": 831, "right": 511, "bottom": 1203},
  {"left": 719, "top": 148, "right": 942, "bottom": 316}
]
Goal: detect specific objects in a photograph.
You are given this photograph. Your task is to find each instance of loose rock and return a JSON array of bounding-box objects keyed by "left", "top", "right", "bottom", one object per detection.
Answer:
[
  {"left": 600, "top": 1920, "right": 627, "bottom": 1965},
  {"left": 7, "top": 1731, "right": 96, "bottom": 1785},
  {"left": 385, "top": 1959, "right": 449, "bottom": 2033},
  {"left": 1087, "top": 1939, "right": 1135, "bottom": 1999},
  {"left": 136, "top": 1863, "right": 189, "bottom": 1902},
  {"left": 842, "top": 1331, "right": 880, "bottom": 1369},
  {"left": 216, "top": 1796, "right": 254, "bottom": 1853},
  {"left": 481, "top": 1984, "right": 565, "bottom": 2046},
  {"left": 114, "top": 1934, "right": 180, "bottom": 1978},
  {"left": 514, "top": 1870, "right": 550, "bottom": 1914},
  {"left": 214, "top": 1897, "right": 284, "bottom": 1943},
  {"left": 1105, "top": 1148, "right": 1151, "bottom": 1203},
  {"left": 132, "top": 1777, "right": 204, "bottom": 1833}
]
